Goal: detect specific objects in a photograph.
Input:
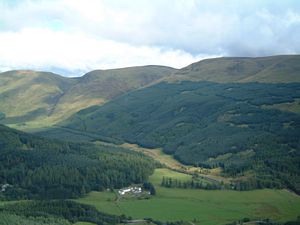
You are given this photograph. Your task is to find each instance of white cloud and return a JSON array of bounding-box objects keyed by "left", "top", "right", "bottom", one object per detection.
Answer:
[
  {"left": 0, "top": 28, "right": 208, "bottom": 76},
  {"left": 0, "top": 0, "right": 299, "bottom": 75}
]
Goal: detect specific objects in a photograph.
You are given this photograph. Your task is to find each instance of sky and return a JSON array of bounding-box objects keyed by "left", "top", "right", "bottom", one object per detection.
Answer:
[{"left": 0, "top": 0, "right": 300, "bottom": 76}]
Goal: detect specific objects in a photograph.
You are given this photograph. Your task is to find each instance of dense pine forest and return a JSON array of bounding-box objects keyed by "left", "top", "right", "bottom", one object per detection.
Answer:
[
  {"left": 0, "top": 125, "right": 156, "bottom": 199},
  {"left": 63, "top": 81, "right": 300, "bottom": 193}
]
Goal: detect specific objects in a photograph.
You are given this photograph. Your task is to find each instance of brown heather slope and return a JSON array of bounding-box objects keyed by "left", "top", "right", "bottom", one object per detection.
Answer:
[{"left": 170, "top": 55, "right": 300, "bottom": 83}]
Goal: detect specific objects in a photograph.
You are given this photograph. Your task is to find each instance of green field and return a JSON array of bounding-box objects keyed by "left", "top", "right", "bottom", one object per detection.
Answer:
[
  {"left": 73, "top": 221, "right": 156, "bottom": 225},
  {"left": 75, "top": 168, "right": 300, "bottom": 225},
  {"left": 73, "top": 222, "right": 96, "bottom": 225}
]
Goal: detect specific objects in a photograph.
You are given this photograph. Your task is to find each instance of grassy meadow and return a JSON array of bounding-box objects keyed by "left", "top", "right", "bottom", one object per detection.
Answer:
[
  {"left": 73, "top": 222, "right": 96, "bottom": 225},
  {"left": 120, "top": 143, "right": 230, "bottom": 185},
  {"left": 75, "top": 168, "right": 300, "bottom": 225}
]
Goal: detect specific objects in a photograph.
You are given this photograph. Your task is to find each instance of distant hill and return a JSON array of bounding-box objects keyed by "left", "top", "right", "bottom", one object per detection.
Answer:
[
  {"left": 2, "top": 55, "right": 300, "bottom": 131},
  {"left": 0, "top": 70, "right": 75, "bottom": 127},
  {"left": 171, "top": 55, "right": 300, "bottom": 83},
  {"left": 0, "top": 66, "right": 175, "bottom": 130},
  {"left": 53, "top": 66, "right": 175, "bottom": 123},
  {"left": 1, "top": 55, "right": 299, "bottom": 130}
]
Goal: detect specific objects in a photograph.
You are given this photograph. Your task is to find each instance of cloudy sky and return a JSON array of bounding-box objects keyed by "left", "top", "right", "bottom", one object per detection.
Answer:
[{"left": 0, "top": 0, "right": 300, "bottom": 76}]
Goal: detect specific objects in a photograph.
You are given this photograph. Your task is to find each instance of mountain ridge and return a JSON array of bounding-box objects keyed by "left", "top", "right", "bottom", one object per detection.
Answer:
[
  {"left": 0, "top": 65, "right": 176, "bottom": 130},
  {"left": 0, "top": 55, "right": 299, "bottom": 131},
  {"left": 170, "top": 55, "right": 300, "bottom": 83}
]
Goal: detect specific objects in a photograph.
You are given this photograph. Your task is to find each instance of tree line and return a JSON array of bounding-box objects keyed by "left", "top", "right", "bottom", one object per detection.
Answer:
[
  {"left": 161, "top": 177, "right": 220, "bottom": 190},
  {"left": 0, "top": 200, "right": 126, "bottom": 225}
]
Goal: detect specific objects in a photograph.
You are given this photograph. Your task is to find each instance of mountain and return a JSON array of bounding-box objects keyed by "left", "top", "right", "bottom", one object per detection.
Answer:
[
  {"left": 51, "top": 65, "right": 175, "bottom": 123},
  {"left": 1, "top": 55, "right": 300, "bottom": 192},
  {"left": 170, "top": 55, "right": 300, "bottom": 83},
  {"left": 0, "top": 66, "right": 175, "bottom": 130},
  {"left": 1, "top": 55, "right": 299, "bottom": 131},
  {"left": 0, "top": 70, "right": 75, "bottom": 127},
  {"left": 1, "top": 55, "right": 300, "bottom": 223}
]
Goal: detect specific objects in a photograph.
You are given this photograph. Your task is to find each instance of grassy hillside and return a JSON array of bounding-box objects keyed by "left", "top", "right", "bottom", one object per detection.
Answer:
[
  {"left": 72, "top": 65, "right": 176, "bottom": 99},
  {"left": 0, "top": 66, "right": 175, "bottom": 130},
  {"left": 48, "top": 66, "right": 175, "bottom": 128},
  {"left": 171, "top": 55, "right": 300, "bottom": 83},
  {"left": 0, "top": 70, "right": 75, "bottom": 127},
  {"left": 62, "top": 81, "right": 300, "bottom": 192}
]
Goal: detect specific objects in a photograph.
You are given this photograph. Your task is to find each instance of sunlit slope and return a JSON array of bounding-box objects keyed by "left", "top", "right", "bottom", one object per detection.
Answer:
[
  {"left": 0, "top": 66, "right": 175, "bottom": 129},
  {"left": 171, "top": 55, "right": 300, "bottom": 83},
  {"left": 0, "top": 70, "right": 76, "bottom": 127},
  {"left": 51, "top": 66, "right": 175, "bottom": 121}
]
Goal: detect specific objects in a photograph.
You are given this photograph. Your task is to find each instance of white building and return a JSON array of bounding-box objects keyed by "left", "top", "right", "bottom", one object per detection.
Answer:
[
  {"left": 1, "top": 184, "right": 10, "bottom": 192},
  {"left": 118, "top": 186, "right": 142, "bottom": 195}
]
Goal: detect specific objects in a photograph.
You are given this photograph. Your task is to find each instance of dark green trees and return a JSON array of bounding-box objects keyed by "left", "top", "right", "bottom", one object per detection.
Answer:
[{"left": 0, "top": 125, "right": 156, "bottom": 199}]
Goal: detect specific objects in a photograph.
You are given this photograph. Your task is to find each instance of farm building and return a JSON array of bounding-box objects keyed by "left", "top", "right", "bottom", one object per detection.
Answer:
[{"left": 118, "top": 186, "right": 142, "bottom": 195}]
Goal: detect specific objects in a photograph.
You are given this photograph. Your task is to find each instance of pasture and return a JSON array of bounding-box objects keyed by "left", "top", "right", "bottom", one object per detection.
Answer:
[{"left": 76, "top": 168, "right": 300, "bottom": 225}]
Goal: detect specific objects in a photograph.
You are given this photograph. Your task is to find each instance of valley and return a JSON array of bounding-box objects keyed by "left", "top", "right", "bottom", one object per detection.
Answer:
[
  {"left": 119, "top": 143, "right": 230, "bottom": 184},
  {"left": 0, "top": 55, "right": 300, "bottom": 225}
]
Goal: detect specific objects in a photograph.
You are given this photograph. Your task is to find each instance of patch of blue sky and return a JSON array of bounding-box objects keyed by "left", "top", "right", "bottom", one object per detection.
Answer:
[
  {"left": 0, "top": 0, "right": 23, "bottom": 7},
  {"left": 47, "top": 20, "right": 64, "bottom": 31}
]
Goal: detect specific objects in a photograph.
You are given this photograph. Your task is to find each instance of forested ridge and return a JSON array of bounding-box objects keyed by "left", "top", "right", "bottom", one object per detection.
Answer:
[
  {"left": 0, "top": 125, "right": 156, "bottom": 199},
  {"left": 63, "top": 81, "right": 300, "bottom": 193}
]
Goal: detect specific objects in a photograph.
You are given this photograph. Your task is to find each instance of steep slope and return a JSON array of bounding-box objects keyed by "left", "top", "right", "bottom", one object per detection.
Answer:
[
  {"left": 171, "top": 55, "right": 300, "bottom": 83},
  {"left": 0, "top": 66, "right": 175, "bottom": 130},
  {"left": 0, "top": 70, "right": 76, "bottom": 127},
  {"left": 61, "top": 81, "right": 300, "bottom": 192},
  {"left": 50, "top": 65, "right": 175, "bottom": 122}
]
